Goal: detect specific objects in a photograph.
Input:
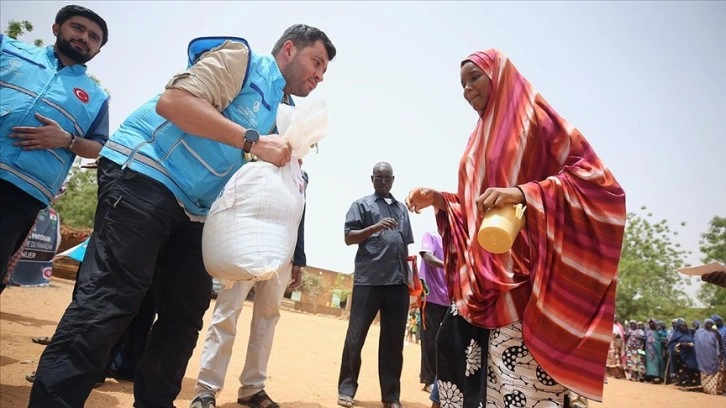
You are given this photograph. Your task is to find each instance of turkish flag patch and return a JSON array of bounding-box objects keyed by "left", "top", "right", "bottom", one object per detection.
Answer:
[{"left": 73, "top": 87, "right": 89, "bottom": 103}]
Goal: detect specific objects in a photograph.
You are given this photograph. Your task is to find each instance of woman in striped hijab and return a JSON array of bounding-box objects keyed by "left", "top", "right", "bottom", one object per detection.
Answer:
[{"left": 406, "top": 50, "right": 626, "bottom": 407}]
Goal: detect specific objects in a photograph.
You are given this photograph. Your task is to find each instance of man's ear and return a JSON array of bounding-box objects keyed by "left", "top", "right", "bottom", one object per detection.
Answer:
[
  {"left": 283, "top": 40, "right": 296, "bottom": 59},
  {"left": 52, "top": 23, "right": 60, "bottom": 37}
]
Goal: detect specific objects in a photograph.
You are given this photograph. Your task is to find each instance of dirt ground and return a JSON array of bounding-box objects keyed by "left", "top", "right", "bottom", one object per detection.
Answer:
[{"left": 1, "top": 278, "right": 724, "bottom": 408}]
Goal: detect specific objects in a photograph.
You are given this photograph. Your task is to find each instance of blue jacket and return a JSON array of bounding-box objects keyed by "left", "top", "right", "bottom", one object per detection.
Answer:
[
  {"left": 0, "top": 35, "right": 110, "bottom": 204},
  {"left": 100, "top": 37, "right": 285, "bottom": 220}
]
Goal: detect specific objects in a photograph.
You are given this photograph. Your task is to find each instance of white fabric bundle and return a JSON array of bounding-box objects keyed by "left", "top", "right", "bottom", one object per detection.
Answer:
[{"left": 202, "top": 101, "right": 328, "bottom": 283}]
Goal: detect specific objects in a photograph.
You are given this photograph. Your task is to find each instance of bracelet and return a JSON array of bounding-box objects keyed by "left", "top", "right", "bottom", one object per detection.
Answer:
[{"left": 67, "top": 133, "right": 77, "bottom": 150}]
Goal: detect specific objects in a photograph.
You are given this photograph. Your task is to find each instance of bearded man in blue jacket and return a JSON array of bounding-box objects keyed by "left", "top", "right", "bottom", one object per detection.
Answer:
[
  {"left": 29, "top": 24, "right": 336, "bottom": 408},
  {"left": 0, "top": 4, "right": 109, "bottom": 294}
]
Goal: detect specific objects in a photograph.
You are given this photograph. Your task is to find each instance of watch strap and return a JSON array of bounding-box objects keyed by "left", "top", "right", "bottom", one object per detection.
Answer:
[
  {"left": 242, "top": 129, "right": 259, "bottom": 153},
  {"left": 243, "top": 139, "right": 254, "bottom": 153}
]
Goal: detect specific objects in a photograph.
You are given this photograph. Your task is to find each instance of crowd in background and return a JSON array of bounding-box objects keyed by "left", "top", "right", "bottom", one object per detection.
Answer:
[{"left": 606, "top": 315, "right": 726, "bottom": 396}]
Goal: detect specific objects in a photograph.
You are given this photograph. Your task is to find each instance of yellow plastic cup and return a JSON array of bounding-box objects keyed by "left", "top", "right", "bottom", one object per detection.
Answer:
[{"left": 477, "top": 203, "right": 527, "bottom": 253}]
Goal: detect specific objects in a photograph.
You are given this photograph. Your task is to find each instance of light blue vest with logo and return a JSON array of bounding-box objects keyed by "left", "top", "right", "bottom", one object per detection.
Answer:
[
  {"left": 0, "top": 35, "right": 109, "bottom": 204},
  {"left": 100, "top": 37, "right": 285, "bottom": 220}
]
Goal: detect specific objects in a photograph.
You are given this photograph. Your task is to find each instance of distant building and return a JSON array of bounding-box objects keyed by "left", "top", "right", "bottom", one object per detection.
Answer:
[{"left": 285, "top": 265, "right": 354, "bottom": 317}]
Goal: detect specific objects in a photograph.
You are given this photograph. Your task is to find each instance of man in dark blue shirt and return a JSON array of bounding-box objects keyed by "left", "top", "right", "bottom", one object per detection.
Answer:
[{"left": 337, "top": 162, "right": 414, "bottom": 408}]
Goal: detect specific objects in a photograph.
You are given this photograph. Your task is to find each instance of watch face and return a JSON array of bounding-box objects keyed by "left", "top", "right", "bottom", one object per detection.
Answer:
[{"left": 245, "top": 129, "right": 260, "bottom": 143}]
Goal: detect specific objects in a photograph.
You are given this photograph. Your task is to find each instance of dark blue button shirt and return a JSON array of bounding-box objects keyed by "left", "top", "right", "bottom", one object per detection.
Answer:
[{"left": 344, "top": 193, "right": 414, "bottom": 286}]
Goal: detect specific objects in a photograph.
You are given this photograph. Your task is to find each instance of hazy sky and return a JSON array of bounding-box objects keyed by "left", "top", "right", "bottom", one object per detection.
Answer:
[{"left": 2, "top": 1, "right": 723, "bottom": 298}]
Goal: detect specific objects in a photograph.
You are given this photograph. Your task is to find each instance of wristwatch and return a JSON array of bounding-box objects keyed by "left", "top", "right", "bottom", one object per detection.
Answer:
[{"left": 242, "top": 129, "right": 260, "bottom": 153}]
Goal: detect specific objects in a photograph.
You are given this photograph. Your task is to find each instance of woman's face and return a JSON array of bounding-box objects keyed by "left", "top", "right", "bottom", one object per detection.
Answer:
[
  {"left": 678, "top": 321, "right": 688, "bottom": 332},
  {"left": 460, "top": 61, "right": 492, "bottom": 113}
]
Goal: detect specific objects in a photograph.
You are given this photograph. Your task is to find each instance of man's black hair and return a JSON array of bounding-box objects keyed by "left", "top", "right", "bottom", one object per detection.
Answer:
[
  {"left": 272, "top": 24, "right": 336, "bottom": 61},
  {"left": 55, "top": 5, "right": 108, "bottom": 46}
]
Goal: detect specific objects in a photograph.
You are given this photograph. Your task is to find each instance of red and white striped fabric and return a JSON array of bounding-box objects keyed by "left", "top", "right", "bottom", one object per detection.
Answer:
[{"left": 436, "top": 49, "right": 626, "bottom": 401}]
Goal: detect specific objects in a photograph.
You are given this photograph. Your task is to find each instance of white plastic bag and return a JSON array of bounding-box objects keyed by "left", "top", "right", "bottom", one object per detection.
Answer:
[
  {"left": 277, "top": 100, "right": 329, "bottom": 157},
  {"left": 202, "top": 158, "right": 305, "bottom": 282},
  {"left": 201, "top": 102, "right": 328, "bottom": 283}
]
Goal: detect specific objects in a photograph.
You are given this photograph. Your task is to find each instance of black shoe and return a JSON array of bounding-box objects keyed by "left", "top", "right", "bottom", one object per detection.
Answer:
[{"left": 237, "top": 390, "right": 279, "bottom": 408}]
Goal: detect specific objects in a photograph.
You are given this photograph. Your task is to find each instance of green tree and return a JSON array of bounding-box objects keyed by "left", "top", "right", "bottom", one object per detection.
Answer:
[
  {"left": 53, "top": 160, "right": 98, "bottom": 228},
  {"left": 616, "top": 207, "right": 692, "bottom": 321},
  {"left": 333, "top": 273, "right": 352, "bottom": 305},
  {"left": 5, "top": 19, "right": 43, "bottom": 46},
  {"left": 698, "top": 216, "right": 726, "bottom": 316},
  {"left": 300, "top": 271, "right": 328, "bottom": 313}
]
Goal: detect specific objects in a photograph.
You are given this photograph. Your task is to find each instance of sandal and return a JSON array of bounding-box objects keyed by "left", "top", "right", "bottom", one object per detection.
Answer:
[
  {"left": 567, "top": 393, "right": 589, "bottom": 408},
  {"left": 337, "top": 394, "right": 354, "bottom": 407},
  {"left": 190, "top": 394, "right": 216, "bottom": 408},
  {"left": 32, "top": 336, "right": 52, "bottom": 345},
  {"left": 237, "top": 390, "right": 279, "bottom": 408}
]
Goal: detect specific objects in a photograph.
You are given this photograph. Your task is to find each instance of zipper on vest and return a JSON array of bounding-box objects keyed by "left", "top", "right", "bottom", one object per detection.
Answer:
[
  {"left": 249, "top": 83, "right": 272, "bottom": 111},
  {"left": 1, "top": 63, "right": 87, "bottom": 137},
  {"left": 122, "top": 120, "right": 170, "bottom": 169},
  {"left": 11, "top": 73, "right": 56, "bottom": 131}
]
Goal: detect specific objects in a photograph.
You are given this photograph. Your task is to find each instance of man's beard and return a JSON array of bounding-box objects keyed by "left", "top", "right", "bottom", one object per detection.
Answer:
[
  {"left": 283, "top": 57, "right": 311, "bottom": 97},
  {"left": 55, "top": 37, "right": 94, "bottom": 64}
]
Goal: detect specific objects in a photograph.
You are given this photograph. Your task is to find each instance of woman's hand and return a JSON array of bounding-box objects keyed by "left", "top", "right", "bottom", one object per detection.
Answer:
[
  {"left": 475, "top": 187, "right": 524, "bottom": 215},
  {"left": 406, "top": 187, "right": 444, "bottom": 213}
]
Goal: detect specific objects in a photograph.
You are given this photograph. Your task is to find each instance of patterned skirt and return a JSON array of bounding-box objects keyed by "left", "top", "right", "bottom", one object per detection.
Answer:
[
  {"left": 672, "top": 359, "right": 702, "bottom": 391},
  {"left": 701, "top": 371, "right": 722, "bottom": 395},
  {"left": 436, "top": 304, "right": 568, "bottom": 408}
]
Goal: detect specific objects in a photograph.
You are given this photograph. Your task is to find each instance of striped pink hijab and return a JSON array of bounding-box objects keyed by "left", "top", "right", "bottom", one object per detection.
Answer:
[{"left": 436, "top": 49, "right": 626, "bottom": 400}]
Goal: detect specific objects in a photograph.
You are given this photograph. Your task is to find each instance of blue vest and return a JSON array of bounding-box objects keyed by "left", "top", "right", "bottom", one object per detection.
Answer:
[
  {"left": 0, "top": 35, "right": 109, "bottom": 204},
  {"left": 100, "top": 37, "right": 285, "bottom": 219}
]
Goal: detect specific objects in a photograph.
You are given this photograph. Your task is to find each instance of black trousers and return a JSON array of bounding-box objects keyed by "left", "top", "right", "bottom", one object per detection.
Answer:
[
  {"left": 0, "top": 179, "right": 45, "bottom": 294},
  {"left": 419, "top": 302, "right": 448, "bottom": 385},
  {"left": 108, "top": 286, "right": 155, "bottom": 381},
  {"left": 69, "top": 245, "right": 156, "bottom": 384},
  {"left": 338, "top": 284, "right": 409, "bottom": 403},
  {"left": 29, "top": 159, "right": 212, "bottom": 408}
]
